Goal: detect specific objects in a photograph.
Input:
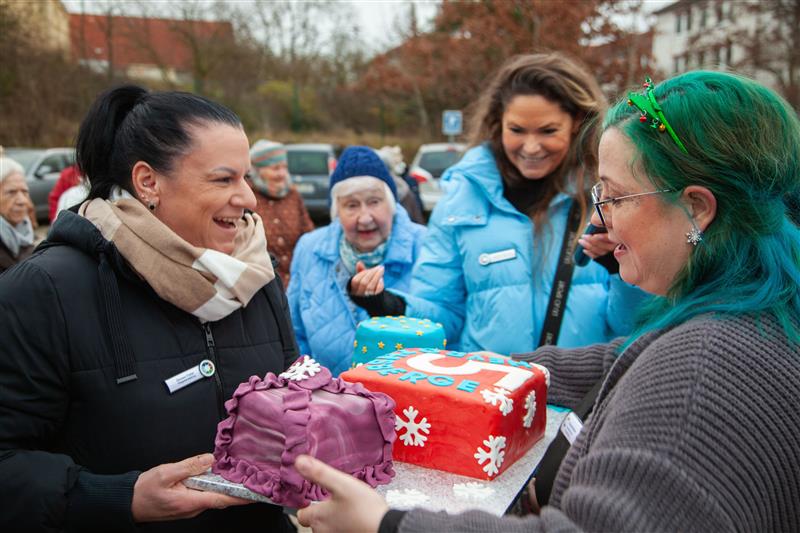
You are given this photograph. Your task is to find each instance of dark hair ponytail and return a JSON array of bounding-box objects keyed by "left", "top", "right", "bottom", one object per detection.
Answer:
[
  {"left": 76, "top": 84, "right": 242, "bottom": 200},
  {"left": 76, "top": 85, "right": 146, "bottom": 200}
]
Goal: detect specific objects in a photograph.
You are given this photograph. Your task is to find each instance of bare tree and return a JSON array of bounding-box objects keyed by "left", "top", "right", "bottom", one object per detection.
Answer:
[{"left": 740, "top": 0, "right": 800, "bottom": 109}]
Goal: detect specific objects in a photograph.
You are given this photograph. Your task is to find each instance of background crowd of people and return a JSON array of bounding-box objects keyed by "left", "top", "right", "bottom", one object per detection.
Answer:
[{"left": 1, "top": 50, "right": 798, "bottom": 532}]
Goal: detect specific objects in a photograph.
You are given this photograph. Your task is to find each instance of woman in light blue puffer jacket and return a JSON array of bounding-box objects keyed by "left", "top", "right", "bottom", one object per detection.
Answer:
[{"left": 350, "top": 53, "right": 646, "bottom": 354}]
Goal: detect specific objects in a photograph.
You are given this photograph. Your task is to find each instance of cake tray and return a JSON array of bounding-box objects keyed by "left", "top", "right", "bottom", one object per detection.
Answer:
[{"left": 184, "top": 406, "right": 567, "bottom": 516}]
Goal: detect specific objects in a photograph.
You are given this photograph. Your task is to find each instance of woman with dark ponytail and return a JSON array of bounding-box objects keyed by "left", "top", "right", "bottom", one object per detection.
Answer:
[{"left": 0, "top": 86, "right": 299, "bottom": 531}]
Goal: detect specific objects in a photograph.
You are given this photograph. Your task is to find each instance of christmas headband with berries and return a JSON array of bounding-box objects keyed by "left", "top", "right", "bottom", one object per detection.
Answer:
[{"left": 627, "top": 77, "right": 689, "bottom": 154}]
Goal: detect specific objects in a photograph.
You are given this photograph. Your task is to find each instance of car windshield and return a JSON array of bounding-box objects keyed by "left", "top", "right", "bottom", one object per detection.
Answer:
[
  {"left": 419, "top": 150, "right": 463, "bottom": 178},
  {"left": 287, "top": 151, "right": 329, "bottom": 175},
  {"left": 4, "top": 149, "right": 41, "bottom": 173}
]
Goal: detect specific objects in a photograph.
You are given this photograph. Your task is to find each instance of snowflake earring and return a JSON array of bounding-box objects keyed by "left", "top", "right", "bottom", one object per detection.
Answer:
[{"left": 686, "top": 225, "right": 703, "bottom": 246}]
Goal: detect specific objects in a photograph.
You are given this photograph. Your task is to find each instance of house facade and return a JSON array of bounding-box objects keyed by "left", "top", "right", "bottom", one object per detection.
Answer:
[{"left": 650, "top": 0, "right": 780, "bottom": 89}]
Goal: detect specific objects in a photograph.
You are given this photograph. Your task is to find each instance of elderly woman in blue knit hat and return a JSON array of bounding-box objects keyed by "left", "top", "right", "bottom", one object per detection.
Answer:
[
  {"left": 249, "top": 139, "right": 314, "bottom": 286},
  {"left": 287, "top": 146, "right": 426, "bottom": 375}
]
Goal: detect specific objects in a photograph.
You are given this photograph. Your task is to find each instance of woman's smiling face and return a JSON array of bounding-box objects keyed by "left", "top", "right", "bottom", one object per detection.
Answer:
[
  {"left": 151, "top": 122, "right": 256, "bottom": 255},
  {"left": 594, "top": 128, "right": 693, "bottom": 296},
  {"left": 501, "top": 94, "right": 576, "bottom": 180}
]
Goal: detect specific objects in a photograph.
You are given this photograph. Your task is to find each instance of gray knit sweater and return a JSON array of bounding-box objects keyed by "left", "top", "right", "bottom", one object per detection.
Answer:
[{"left": 395, "top": 314, "right": 800, "bottom": 532}]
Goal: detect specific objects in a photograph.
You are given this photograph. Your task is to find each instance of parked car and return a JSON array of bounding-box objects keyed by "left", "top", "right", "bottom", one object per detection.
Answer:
[
  {"left": 408, "top": 142, "right": 465, "bottom": 212},
  {"left": 285, "top": 143, "right": 339, "bottom": 225},
  {"left": 4, "top": 147, "right": 75, "bottom": 222}
]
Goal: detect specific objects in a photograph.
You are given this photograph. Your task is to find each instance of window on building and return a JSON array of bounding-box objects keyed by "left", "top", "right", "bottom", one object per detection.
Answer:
[
  {"left": 728, "top": 2, "right": 736, "bottom": 22},
  {"left": 716, "top": 0, "right": 723, "bottom": 23},
  {"left": 726, "top": 43, "right": 733, "bottom": 65},
  {"left": 687, "top": 7, "right": 693, "bottom": 30},
  {"left": 698, "top": 51, "right": 705, "bottom": 66},
  {"left": 700, "top": 4, "right": 707, "bottom": 28},
  {"left": 676, "top": 11, "right": 682, "bottom": 33},
  {"left": 714, "top": 46, "right": 721, "bottom": 65},
  {"left": 674, "top": 56, "right": 680, "bottom": 73}
]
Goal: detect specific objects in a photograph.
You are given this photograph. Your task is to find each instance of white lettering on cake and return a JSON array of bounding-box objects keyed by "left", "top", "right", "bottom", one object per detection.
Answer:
[{"left": 405, "top": 353, "right": 534, "bottom": 391}]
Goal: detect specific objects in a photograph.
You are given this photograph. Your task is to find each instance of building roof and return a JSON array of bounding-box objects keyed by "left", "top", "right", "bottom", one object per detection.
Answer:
[
  {"left": 653, "top": 1, "right": 690, "bottom": 16},
  {"left": 69, "top": 14, "right": 233, "bottom": 71}
]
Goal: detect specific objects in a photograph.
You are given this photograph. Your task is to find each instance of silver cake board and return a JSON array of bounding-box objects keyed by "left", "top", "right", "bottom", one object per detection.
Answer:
[{"left": 184, "top": 407, "right": 568, "bottom": 516}]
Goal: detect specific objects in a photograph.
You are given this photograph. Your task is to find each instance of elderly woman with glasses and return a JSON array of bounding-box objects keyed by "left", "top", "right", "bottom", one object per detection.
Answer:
[{"left": 291, "top": 71, "right": 800, "bottom": 532}]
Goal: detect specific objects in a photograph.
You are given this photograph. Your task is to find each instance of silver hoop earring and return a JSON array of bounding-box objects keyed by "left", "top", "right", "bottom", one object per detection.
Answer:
[{"left": 686, "top": 227, "right": 703, "bottom": 246}]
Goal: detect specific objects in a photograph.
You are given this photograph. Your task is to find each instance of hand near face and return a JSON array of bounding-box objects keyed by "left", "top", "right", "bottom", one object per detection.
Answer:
[
  {"left": 350, "top": 261, "right": 385, "bottom": 297},
  {"left": 577, "top": 231, "right": 617, "bottom": 260},
  {"left": 295, "top": 455, "right": 389, "bottom": 533},
  {"left": 131, "top": 453, "right": 251, "bottom": 523}
]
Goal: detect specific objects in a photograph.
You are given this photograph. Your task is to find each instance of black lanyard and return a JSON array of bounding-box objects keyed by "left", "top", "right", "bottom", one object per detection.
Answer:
[{"left": 537, "top": 200, "right": 583, "bottom": 348}]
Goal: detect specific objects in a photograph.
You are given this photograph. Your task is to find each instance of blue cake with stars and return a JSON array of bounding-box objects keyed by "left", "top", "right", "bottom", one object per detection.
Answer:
[{"left": 352, "top": 316, "right": 446, "bottom": 367}]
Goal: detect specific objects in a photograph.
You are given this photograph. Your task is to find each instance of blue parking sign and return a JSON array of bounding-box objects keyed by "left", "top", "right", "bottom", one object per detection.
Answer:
[{"left": 442, "top": 110, "right": 463, "bottom": 136}]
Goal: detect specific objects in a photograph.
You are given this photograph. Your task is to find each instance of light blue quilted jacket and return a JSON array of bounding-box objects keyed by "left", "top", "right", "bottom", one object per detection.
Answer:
[
  {"left": 397, "top": 144, "right": 647, "bottom": 354},
  {"left": 287, "top": 207, "right": 426, "bottom": 375}
]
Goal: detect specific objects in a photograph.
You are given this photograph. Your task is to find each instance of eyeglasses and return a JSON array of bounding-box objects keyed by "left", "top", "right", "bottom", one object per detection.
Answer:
[{"left": 591, "top": 182, "right": 674, "bottom": 227}]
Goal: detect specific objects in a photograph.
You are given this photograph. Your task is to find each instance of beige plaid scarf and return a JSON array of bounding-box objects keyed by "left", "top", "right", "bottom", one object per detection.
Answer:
[{"left": 79, "top": 198, "right": 275, "bottom": 322}]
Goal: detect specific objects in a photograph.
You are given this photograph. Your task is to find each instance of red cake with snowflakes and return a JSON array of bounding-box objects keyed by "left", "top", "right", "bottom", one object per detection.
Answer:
[{"left": 341, "top": 348, "right": 549, "bottom": 480}]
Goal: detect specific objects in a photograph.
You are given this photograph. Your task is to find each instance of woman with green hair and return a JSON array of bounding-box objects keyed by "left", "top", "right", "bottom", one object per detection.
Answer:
[{"left": 288, "top": 71, "right": 800, "bottom": 532}]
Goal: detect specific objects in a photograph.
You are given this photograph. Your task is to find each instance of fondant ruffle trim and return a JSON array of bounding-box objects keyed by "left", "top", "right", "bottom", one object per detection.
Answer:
[{"left": 212, "top": 360, "right": 396, "bottom": 508}]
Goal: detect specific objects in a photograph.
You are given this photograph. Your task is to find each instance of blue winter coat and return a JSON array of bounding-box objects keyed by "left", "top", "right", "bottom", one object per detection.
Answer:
[
  {"left": 397, "top": 144, "right": 647, "bottom": 354},
  {"left": 288, "top": 206, "right": 426, "bottom": 375}
]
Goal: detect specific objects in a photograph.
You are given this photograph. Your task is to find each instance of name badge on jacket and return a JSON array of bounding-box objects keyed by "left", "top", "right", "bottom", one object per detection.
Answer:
[
  {"left": 560, "top": 411, "right": 584, "bottom": 445},
  {"left": 478, "top": 248, "right": 517, "bottom": 266},
  {"left": 165, "top": 359, "right": 216, "bottom": 394}
]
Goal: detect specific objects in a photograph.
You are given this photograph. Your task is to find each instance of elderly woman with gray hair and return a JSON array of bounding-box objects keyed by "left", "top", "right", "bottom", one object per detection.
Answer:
[
  {"left": 0, "top": 156, "right": 35, "bottom": 273},
  {"left": 248, "top": 139, "right": 315, "bottom": 286},
  {"left": 287, "top": 146, "right": 426, "bottom": 375}
]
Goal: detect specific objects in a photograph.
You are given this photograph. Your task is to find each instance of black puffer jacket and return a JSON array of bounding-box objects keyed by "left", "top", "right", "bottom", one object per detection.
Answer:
[
  {"left": 0, "top": 212, "right": 298, "bottom": 532},
  {"left": 0, "top": 236, "right": 34, "bottom": 273}
]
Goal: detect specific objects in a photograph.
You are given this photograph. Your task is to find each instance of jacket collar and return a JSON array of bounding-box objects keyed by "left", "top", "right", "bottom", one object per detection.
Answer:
[
  {"left": 314, "top": 206, "right": 417, "bottom": 266},
  {"left": 42, "top": 210, "right": 136, "bottom": 279},
  {"left": 442, "top": 144, "right": 572, "bottom": 219}
]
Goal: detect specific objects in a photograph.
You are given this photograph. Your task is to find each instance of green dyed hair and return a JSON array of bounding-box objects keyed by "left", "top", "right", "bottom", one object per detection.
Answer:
[{"left": 604, "top": 70, "right": 800, "bottom": 343}]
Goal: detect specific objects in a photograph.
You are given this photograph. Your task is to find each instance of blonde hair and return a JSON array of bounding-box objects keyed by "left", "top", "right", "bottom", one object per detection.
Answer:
[{"left": 466, "top": 52, "right": 606, "bottom": 229}]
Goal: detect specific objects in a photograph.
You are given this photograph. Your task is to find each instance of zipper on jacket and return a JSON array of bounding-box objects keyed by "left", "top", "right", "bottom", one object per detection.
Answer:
[{"left": 202, "top": 322, "right": 226, "bottom": 420}]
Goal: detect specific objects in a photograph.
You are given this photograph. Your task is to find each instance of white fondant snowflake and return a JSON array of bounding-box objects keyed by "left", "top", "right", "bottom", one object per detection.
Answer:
[
  {"left": 474, "top": 435, "right": 506, "bottom": 477},
  {"left": 523, "top": 390, "right": 537, "bottom": 428},
  {"left": 279, "top": 356, "right": 321, "bottom": 381},
  {"left": 531, "top": 363, "right": 550, "bottom": 388},
  {"left": 385, "top": 489, "right": 429, "bottom": 509},
  {"left": 453, "top": 482, "right": 496, "bottom": 500},
  {"left": 395, "top": 406, "right": 431, "bottom": 447},
  {"left": 480, "top": 387, "right": 514, "bottom": 416}
]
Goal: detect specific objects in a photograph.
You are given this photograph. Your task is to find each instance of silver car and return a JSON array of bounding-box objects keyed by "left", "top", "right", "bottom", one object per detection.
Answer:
[
  {"left": 285, "top": 143, "right": 339, "bottom": 225},
  {"left": 4, "top": 147, "right": 75, "bottom": 222},
  {"left": 409, "top": 142, "right": 466, "bottom": 212}
]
